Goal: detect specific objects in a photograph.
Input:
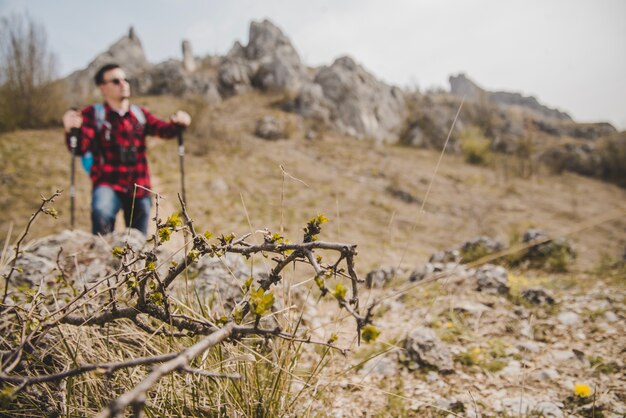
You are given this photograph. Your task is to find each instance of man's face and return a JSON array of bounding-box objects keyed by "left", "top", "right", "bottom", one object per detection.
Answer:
[{"left": 99, "top": 68, "right": 131, "bottom": 101}]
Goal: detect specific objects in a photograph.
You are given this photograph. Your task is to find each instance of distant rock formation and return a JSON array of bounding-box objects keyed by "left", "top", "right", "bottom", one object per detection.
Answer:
[
  {"left": 298, "top": 56, "right": 406, "bottom": 144},
  {"left": 64, "top": 27, "right": 151, "bottom": 104},
  {"left": 218, "top": 19, "right": 309, "bottom": 96},
  {"left": 449, "top": 73, "right": 571, "bottom": 121},
  {"left": 182, "top": 40, "right": 197, "bottom": 72},
  {"left": 136, "top": 58, "right": 221, "bottom": 104},
  {"left": 63, "top": 29, "right": 220, "bottom": 105}
]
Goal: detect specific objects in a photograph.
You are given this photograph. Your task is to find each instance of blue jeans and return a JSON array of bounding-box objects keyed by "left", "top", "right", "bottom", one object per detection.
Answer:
[{"left": 91, "top": 186, "right": 152, "bottom": 235}]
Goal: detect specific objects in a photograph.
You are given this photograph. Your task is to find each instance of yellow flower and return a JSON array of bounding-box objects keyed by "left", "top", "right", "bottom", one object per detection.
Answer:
[{"left": 574, "top": 383, "right": 592, "bottom": 397}]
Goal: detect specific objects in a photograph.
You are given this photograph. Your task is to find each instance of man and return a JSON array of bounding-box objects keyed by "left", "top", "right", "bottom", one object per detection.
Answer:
[{"left": 62, "top": 63, "right": 191, "bottom": 235}]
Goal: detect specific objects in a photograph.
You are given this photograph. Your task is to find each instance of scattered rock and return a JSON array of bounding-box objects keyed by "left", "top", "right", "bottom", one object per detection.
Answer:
[
  {"left": 358, "top": 352, "right": 397, "bottom": 377},
  {"left": 521, "top": 287, "right": 556, "bottom": 305},
  {"left": 514, "top": 229, "right": 576, "bottom": 271},
  {"left": 534, "top": 368, "right": 561, "bottom": 381},
  {"left": 453, "top": 300, "right": 491, "bottom": 315},
  {"left": 474, "top": 264, "right": 509, "bottom": 295},
  {"left": 400, "top": 327, "right": 454, "bottom": 372},
  {"left": 557, "top": 311, "right": 580, "bottom": 327},
  {"left": 498, "top": 360, "right": 522, "bottom": 377},
  {"left": 604, "top": 311, "right": 618, "bottom": 322},
  {"left": 547, "top": 350, "right": 576, "bottom": 362},
  {"left": 255, "top": 115, "right": 288, "bottom": 140},
  {"left": 365, "top": 266, "right": 397, "bottom": 289},
  {"left": 385, "top": 185, "right": 421, "bottom": 204},
  {"left": 459, "top": 236, "right": 504, "bottom": 263},
  {"left": 190, "top": 253, "right": 247, "bottom": 309},
  {"left": 208, "top": 177, "right": 229, "bottom": 193},
  {"left": 517, "top": 341, "right": 543, "bottom": 353}
]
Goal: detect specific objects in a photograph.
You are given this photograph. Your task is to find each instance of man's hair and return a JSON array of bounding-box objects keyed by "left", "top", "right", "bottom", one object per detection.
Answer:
[{"left": 94, "top": 63, "right": 121, "bottom": 86}]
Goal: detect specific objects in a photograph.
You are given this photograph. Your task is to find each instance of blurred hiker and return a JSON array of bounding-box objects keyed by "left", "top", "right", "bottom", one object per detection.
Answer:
[{"left": 62, "top": 63, "right": 191, "bottom": 235}]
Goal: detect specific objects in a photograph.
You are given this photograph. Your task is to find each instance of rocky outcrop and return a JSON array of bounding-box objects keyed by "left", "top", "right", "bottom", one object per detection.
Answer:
[
  {"left": 64, "top": 27, "right": 152, "bottom": 103},
  {"left": 3, "top": 229, "right": 243, "bottom": 300},
  {"left": 182, "top": 40, "right": 197, "bottom": 73},
  {"left": 299, "top": 56, "right": 407, "bottom": 144},
  {"left": 218, "top": 19, "right": 309, "bottom": 96},
  {"left": 135, "top": 59, "right": 221, "bottom": 104},
  {"left": 449, "top": 73, "right": 571, "bottom": 121}
]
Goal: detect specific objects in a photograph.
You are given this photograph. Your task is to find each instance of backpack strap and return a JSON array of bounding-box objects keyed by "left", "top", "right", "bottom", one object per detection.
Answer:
[
  {"left": 94, "top": 103, "right": 106, "bottom": 133},
  {"left": 129, "top": 104, "right": 146, "bottom": 126}
]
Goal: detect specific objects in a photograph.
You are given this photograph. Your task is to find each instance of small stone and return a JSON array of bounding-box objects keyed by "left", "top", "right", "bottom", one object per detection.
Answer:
[
  {"left": 499, "top": 360, "right": 522, "bottom": 377},
  {"left": 426, "top": 371, "right": 439, "bottom": 382},
  {"left": 534, "top": 401, "right": 563, "bottom": 417},
  {"left": 534, "top": 368, "right": 560, "bottom": 381},
  {"left": 521, "top": 287, "right": 556, "bottom": 305},
  {"left": 604, "top": 311, "right": 618, "bottom": 322},
  {"left": 517, "top": 341, "right": 542, "bottom": 353},
  {"left": 359, "top": 353, "right": 397, "bottom": 377},
  {"left": 557, "top": 311, "right": 580, "bottom": 326},
  {"left": 548, "top": 350, "right": 575, "bottom": 362},
  {"left": 474, "top": 264, "right": 510, "bottom": 295}
]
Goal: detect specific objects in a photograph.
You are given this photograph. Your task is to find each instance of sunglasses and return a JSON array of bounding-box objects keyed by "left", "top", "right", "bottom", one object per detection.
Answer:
[{"left": 102, "top": 78, "right": 130, "bottom": 86}]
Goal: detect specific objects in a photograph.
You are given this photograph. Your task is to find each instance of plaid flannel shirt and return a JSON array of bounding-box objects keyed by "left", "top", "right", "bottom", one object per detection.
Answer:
[{"left": 66, "top": 103, "right": 179, "bottom": 197}]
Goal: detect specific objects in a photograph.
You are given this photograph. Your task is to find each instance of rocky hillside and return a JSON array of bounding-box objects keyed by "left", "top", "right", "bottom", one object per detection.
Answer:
[
  {"left": 1, "top": 18, "right": 625, "bottom": 417},
  {"left": 61, "top": 19, "right": 624, "bottom": 187}
]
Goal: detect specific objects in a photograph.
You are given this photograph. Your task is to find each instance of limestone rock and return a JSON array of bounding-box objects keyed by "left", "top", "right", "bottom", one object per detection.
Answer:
[
  {"left": 182, "top": 40, "right": 197, "bottom": 72},
  {"left": 365, "top": 266, "right": 397, "bottom": 289},
  {"left": 400, "top": 326, "right": 453, "bottom": 372},
  {"left": 449, "top": 73, "right": 571, "bottom": 121},
  {"left": 218, "top": 20, "right": 309, "bottom": 96},
  {"left": 137, "top": 59, "right": 221, "bottom": 104},
  {"left": 64, "top": 27, "right": 152, "bottom": 102},
  {"left": 474, "top": 264, "right": 509, "bottom": 295},
  {"left": 255, "top": 115, "right": 288, "bottom": 140},
  {"left": 522, "top": 287, "right": 556, "bottom": 305},
  {"left": 307, "top": 56, "right": 406, "bottom": 144}
]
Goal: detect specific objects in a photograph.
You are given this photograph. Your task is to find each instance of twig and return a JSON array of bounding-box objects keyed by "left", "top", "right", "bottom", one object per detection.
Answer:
[
  {"left": 2, "top": 191, "right": 61, "bottom": 307},
  {"left": 96, "top": 322, "right": 235, "bottom": 418}
]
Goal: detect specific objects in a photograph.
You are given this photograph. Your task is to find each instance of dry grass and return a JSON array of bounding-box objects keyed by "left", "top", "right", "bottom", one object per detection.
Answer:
[
  {"left": 2, "top": 92, "right": 625, "bottom": 273},
  {"left": 1, "top": 91, "right": 625, "bottom": 417}
]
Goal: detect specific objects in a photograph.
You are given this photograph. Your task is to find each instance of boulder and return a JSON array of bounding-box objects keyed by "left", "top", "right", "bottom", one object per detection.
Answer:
[
  {"left": 306, "top": 56, "right": 406, "bottom": 144},
  {"left": 218, "top": 20, "right": 309, "bottom": 96},
  {"left": 400, "top": 326, "right": 453, "bottom": 372},
  {"left": 474, "top": 264, "right": 509, "bottom": 295}
]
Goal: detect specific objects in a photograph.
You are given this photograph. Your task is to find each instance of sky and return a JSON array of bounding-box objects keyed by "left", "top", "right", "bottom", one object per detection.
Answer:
[{"left": 1, "top": 0, "right": 625, "bottom": 129}]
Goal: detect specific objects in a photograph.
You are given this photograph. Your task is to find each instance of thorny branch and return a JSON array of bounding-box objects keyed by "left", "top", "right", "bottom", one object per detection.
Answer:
[{"left": 0, "top": 196, "right": 374, "bottom": 417}]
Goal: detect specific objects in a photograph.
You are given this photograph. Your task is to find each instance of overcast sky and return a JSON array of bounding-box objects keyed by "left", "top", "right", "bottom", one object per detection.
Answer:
[{"left": 1, "top": 0, "right": 624, "bottom": 129}]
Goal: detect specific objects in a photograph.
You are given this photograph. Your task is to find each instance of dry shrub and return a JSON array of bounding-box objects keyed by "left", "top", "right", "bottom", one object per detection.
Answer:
[
  {"left": 459, "top": 126, "right": 492, "bottom": 165},
  {"left": 0, "top": 13, "right": 66, "bottom": 132}
]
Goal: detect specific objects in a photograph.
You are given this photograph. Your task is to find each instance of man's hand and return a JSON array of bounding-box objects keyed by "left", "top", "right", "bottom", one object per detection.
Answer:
[
  {"left": 170, "top": 110, "right": 191, "bottom": 127},
  {"left": 63, "top": 109, "right": 82, "bottom": 133}
]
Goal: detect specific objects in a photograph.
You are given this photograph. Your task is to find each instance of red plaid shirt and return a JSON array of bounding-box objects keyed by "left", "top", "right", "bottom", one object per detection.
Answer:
[{"left": 66, "top": 103, "right": 179, "bottom": 197}]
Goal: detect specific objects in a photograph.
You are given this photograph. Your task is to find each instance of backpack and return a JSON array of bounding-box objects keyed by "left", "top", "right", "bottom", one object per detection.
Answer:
[{"left": 80, "top": 103, "right": 146, "bottom": 173}]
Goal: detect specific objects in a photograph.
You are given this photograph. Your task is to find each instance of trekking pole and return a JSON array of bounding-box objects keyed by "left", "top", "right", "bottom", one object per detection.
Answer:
[
  {"left": 69, "top": 126, "right": 80, "bottom": 230},
  {"left": 177, "top": 126, "right": 187, "bottom": 207}
]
